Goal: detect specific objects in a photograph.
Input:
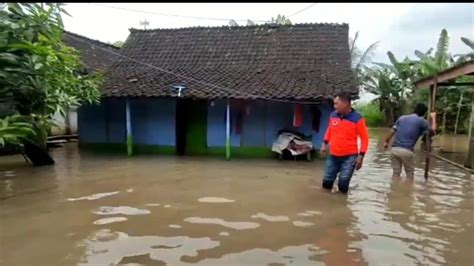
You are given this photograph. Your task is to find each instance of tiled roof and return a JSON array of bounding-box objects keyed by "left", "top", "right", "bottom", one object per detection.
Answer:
[
  {"left": 103, "top": 23, "right": 358, "bottom": 101},
  {"left": 62, "top": 31, "right": 120, "bottom": 73}
]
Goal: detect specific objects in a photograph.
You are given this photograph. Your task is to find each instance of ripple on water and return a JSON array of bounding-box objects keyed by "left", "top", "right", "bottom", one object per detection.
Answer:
[
  {"left": 93, "top": 217, "right": 128, "bottom": 225},
  {"left": 67, "top": 191, "right": 120, "bottom": 201},
  {"left": 184, "top": 217, "right": 260, "bottom": 230},
  {"left": 80, "top": 230, "right": 220, "bottom": 265},
  {"left": 3, "top": 171, "right": 16, "bottom": 177},
  {"left": 198, "top": 197, "right": 235, "bottom": 203},
  {"left": 93, "top": 206, "right": 150, "bottom": 215},
  {"left": 250, "top": 213, "right": 289, "bottom": 222},
  {"left": 189, "top": 244, "right": 326, "bottom": 265},
  {"left": 219, "top": 232, "right": 230, "bottom": 236},
  {"left": 169, "top": 224, "right": 182, "bottom": 229},
  {"left": 292, "top": 221, "right": 314, "bottom": 227},
  {"left": 144, "top": 203, "right": 160, "bottom": 207}
]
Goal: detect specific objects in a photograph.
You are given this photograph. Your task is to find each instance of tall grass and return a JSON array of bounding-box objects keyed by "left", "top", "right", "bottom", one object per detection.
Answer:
[{"left": 355, "top": 102, "right": 385, "bottom": 127}]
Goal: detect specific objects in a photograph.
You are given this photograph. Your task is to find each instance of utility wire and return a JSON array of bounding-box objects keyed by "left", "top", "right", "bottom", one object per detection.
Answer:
[
  {"left": 67, "top": 33, "right": 325, "bottom": 104},
  {"left": 288, "top": 3, "right": 318, "bottom": 17},
  {"left": 89, "top": 3, "right": 268, "bottom": 23}
]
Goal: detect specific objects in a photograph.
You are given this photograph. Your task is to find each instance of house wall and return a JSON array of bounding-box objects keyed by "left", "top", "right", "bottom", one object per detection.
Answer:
[
  {"left": 78, "top": 97, "right": 333, "bottom": 154},
  {"left": 50, "top": 108, "right": 78, "bottom": 136},
  {"left": 78, "top": 98, "right": 175, "bottom": 146},
  {"left": 207, "top": 100, "right": 332, "bottom": 150},
  {"left": 130, "top": 98, "right": 176, "bottom": 146}
]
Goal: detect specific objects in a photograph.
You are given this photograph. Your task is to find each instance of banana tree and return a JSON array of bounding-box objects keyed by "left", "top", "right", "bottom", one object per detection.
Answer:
[
  {"left": 0, "top": 115, "right": 36, "bottom": 146},
  {"left": 361, "top": 67, "right": 406, "bottom": 126},
  {"left": 454, "top": 37, "right": 474, "bottom": 64},
  {"left": 349, "top": 31, "right": 379, "bottom": 84}
]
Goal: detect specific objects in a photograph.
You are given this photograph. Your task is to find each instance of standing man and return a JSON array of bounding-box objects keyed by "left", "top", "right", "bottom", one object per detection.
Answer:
[
  {"left": 320, "top": 92, "right": 369, "bottom": 193},
  {"left": 384, "top": 103, "right": 436, "bottom": 179}
]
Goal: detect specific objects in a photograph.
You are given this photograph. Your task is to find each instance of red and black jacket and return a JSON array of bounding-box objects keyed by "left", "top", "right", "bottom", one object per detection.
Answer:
[{"left": 324, "top": 109, "right": 369, "bottom": 157}]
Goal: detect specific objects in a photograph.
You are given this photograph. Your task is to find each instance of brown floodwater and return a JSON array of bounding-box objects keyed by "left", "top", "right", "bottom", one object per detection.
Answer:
[{"left": 0, "top": 129, "right": 472, "bottom": 266}]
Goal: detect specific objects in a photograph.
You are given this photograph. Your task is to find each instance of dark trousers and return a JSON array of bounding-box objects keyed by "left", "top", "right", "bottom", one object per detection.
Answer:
[{"left": 322, "top": 154, "right": 358, "bottom": 193}]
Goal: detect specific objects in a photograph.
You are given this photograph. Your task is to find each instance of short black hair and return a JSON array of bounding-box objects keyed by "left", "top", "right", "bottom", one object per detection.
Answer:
[
  {"left": 335, "top": 91, "right": 352, "bottom": 103},
  {"left": 414, "top": 103, "right": 428, "bottom": 116}
]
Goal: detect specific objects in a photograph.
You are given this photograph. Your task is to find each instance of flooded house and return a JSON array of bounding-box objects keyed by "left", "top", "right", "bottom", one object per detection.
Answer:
[
  {"left": 50, "top": 32, "right": 120, "bottom": 136},
  {"left": 77, "top": 23, "right": 358, "bottom": 157}
]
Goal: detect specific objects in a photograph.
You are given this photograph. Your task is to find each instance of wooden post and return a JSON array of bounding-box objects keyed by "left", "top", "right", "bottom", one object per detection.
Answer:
[
  {"left": 65, "top": 107, "right": 72, "bottom": 135},
  {"left": 424, "top": 78, "right": 437, "bottom": 179},
  {"left": 125, "top": 99, "right": 133, "bottom": 156},
  {"left": 225, "top": 99, "right": 231, "bottom": 160},
  {"left": 465, "top": 91, "right": 474, "bottom": 169}
]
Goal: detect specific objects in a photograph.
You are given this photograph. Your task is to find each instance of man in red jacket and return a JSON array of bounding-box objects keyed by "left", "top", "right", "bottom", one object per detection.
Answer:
[{"left": 320, "top": 92, "right": 369, "bottom": 193}]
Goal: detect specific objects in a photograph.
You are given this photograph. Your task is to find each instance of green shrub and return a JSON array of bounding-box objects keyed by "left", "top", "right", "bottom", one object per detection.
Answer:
[{"left": 355, "top": 102, "right": 385, "bottom": 127}]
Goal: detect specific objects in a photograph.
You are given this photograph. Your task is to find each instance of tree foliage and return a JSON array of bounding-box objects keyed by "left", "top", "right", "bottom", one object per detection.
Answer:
[
  {"left": 0, "top": 3, "right": 102, "bottom": 146},
  {"left": 361, "top": 28, "right": 472, "bottom": 133},
  {"left": 112, "top": 40, "right": 123, "bottom": 48},
  {"left": 349, "top": 31, "right": 379, "bottom": 87},
  {"left": 269, "top": 14, "right": 291, "bottom": 25}
]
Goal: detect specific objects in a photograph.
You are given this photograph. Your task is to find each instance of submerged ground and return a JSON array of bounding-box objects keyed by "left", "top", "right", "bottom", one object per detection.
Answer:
[{"left": 0, "top": 129, "right": 472, "bottom": 265}]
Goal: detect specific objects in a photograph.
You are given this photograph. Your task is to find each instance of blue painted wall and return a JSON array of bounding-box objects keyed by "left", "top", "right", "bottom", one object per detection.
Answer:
[
  {"left": 78, "top": 98, "right": 125, "bottom": 143},
  {"left": 129, "top": 98, "right": 176, "bottom": 146},
  {"left": 207, "top": 100, "right": 241, "bottom": 147},
  {"left": 106, "top": 98, "right": 126, "bottom": 143},
  {"left": 79, "top": 98, "right": 175, "bottom": 146},
  {"left": 79, "top": 97, "right": 332, "bottom": 150},
  {"left": 206, "top": 100, "right": 333, "bottom": 149}
]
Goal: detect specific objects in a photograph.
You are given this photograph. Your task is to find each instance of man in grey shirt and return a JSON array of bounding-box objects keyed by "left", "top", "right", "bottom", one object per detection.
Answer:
[{"left": 384, "top": 103, "right": 437, "bottom": 179}]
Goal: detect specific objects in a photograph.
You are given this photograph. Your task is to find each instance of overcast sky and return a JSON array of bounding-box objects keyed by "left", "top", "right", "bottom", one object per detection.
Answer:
[{"left": 63, "top": 3, "right": 473, "bottom": 101}]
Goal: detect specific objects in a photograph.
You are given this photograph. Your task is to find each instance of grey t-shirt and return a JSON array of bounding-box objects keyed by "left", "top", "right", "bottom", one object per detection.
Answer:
[{"left": 392, "top": 114, "right": 431, "bottom": 151}]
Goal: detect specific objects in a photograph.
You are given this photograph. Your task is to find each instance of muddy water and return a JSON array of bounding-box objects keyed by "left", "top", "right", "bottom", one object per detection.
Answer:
[{"left": 0, "top": 129, "right": 472, "bottom": 266}]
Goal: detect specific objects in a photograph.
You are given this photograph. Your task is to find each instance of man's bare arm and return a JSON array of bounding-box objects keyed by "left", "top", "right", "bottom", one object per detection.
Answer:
[{"left": 384, "top": 129, "right": 395, "bottom": 149}]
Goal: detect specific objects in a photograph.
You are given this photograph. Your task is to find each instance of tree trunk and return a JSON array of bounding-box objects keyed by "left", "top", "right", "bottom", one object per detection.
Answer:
[
  {"left": 454, "top": 91, "right": 464, "bottom": 135},
  {"left": 465, "top": 93, "right": 473, "bottom": 169}
]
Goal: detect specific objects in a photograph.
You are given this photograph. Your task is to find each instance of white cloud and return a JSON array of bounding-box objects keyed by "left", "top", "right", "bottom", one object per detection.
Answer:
[{"left": 63, "top": 3, "right": 472, "bottom": 63}]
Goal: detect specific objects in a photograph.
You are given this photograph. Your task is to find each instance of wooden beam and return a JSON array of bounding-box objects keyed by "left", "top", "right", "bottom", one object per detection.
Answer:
[
  {"left": 466, "top": 92, "right": 474, "bottom": 169},
  {"left": 437, "top": 82, "right": 474, "bottom": 87},
  {"left": 425, "top": 79, "right": 437, "bottom": 180},
  {"left": 415, "top": 61, "right": 474, "bottom": 89},
  {"left": 434, "top": 154, "right": 474, "bottom": 173}
]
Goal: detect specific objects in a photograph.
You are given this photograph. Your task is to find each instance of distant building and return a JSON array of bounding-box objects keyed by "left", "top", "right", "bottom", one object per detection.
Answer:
[{"left": 78, "top": 23, "right": 358, "bottom": 157}]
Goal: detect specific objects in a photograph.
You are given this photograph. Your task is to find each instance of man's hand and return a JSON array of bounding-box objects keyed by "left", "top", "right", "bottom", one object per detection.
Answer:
[
  {"left": 355, "top": 155, "right": 364, "bottom": 170},
  {"left": 320, "top": 143, "right": 327, "bottom": 158},
  {"left": 429, "top": 112, "right": 437, "bottom": 131},
  {"left": 383, "top": 141, "right": 389, "bottom": 151}
]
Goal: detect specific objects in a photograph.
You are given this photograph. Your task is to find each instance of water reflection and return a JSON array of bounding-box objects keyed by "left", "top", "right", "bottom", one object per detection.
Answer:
[
  {"left": 93, "top": 217, "right": 128, "bottom": 225},
  {"left": 0, "top": 129, "right": 472, "bottom": 265},
  {"left": 198, "top": 197, "right": 235, "bottom": 203},
  {"left": 184, "top": 217, "right": 260, "bottom": 230},
  {"left": 67, "top": 191, "right": 120, "bottom": 201},
  {"left": 250, "top": 212, "right": 290, "bottom": 222},
  {"left": 93, "top": 206, "right": 151, "bottom": 215},
  {"left": 80, "top": 230, "right": 220, "bottom": 265}
]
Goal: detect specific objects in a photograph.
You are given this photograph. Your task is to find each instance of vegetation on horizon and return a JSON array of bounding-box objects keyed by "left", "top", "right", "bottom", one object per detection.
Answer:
[{"left": 353, "top": 29, "right": 473, "bottom": 134}]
